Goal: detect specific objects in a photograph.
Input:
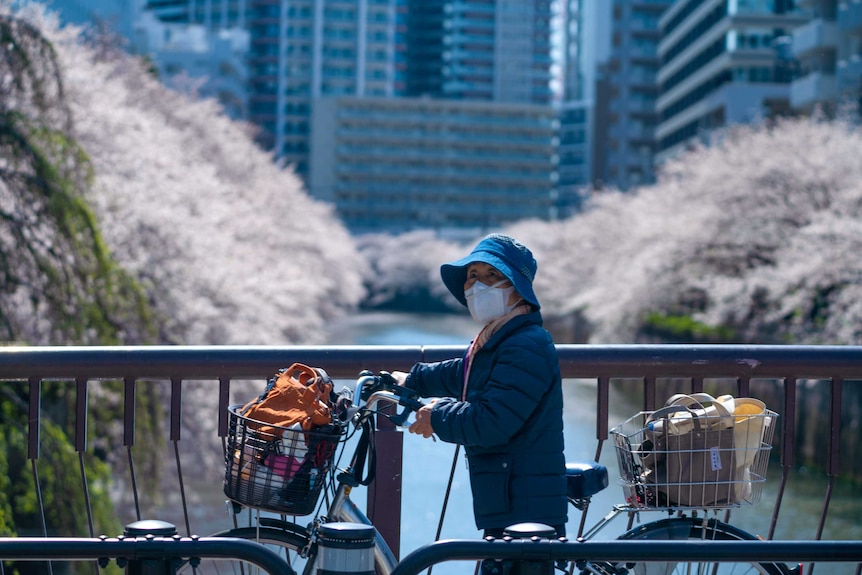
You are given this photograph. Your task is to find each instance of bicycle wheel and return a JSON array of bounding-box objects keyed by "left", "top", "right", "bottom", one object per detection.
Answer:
[
  {"left": 203, "top": 525, "right": 313, "bottom": 575},
  {"left": 581, "top": 516, "right": 795, "bottom": 575},
  {"left": 206, "top": 522, "right": 392, "bottom": 575}
]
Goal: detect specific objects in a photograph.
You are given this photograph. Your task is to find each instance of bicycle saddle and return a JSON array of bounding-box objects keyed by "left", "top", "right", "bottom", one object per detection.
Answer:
[{"left": 566, "top": 461, "right": 609, "bottom": 500}]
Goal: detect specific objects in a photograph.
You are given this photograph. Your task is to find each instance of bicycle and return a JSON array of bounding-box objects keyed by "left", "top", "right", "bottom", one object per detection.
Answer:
[{"left": 207, "top": 371, "right": 795, "bottom": 575}]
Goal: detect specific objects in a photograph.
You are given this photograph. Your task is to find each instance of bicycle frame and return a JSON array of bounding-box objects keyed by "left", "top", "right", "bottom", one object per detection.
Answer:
[
  {"left": 578, "top": 505, "right": 631, "bottom": 542},
  {"left": 294, "top": 388, "right": 403, "bottom": 575},
  {"left": 252, "top": 439, "right": 400, "bottom": 575}
]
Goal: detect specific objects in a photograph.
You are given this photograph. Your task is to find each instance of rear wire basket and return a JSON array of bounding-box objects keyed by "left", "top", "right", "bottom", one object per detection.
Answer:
[
  {"left": 223, "top": 404, "right": 343, "bottom": 515},
  {"left": 610, "top": 408, "right": 777, "bottom": 510}
]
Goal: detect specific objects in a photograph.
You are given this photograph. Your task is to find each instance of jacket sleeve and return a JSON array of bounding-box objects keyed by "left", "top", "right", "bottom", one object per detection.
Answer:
[
  {"left": 429, "top": 329, "right": 556, "bottom": 448},
  {"left": 406, "top": 356, "right": 465, "bottom": 399}
]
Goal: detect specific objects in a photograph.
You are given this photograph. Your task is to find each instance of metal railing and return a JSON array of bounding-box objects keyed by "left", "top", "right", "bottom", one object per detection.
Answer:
[
  {"left": 393, "top": 539, "right": 862, "bottom": 575},
  {"left": 0, "top": 344, "right": 860, "bottom": 569},
  {"left": 3, "top": 535, "right": 862, "bottom": 575},
  {"left": 0, "top": 535, "right": 292, "bottom": 574}
]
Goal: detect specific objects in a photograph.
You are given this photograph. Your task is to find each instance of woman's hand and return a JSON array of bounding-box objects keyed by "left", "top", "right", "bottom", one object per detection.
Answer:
[
  {"left": 391, "top": 371, "right": 408, "bottom": 385},
  {"left": 408, "top": 398, "right": 438, "bottom": 439}
]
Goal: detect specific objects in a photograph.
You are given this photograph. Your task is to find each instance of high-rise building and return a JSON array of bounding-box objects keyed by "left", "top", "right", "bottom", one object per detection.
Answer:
[
  {"left": 245, "top": 0, "right": 554, "bottom": 178},
  {"left": 654, "top": 0, "right": 808, "bottom": 163},
  {"left": 790, "top": 0, "right": 855, "bottom": 114},
  {"left": 592, "top": 0, "right": 672, "bottom": 192},
  {"left": 404, "top": 0, "right": 553, "bottom": 105},
  {"left": 555, "top": 0, "right": 611, "bottom": 211},
  {"left": 297, "top": 0, "right": 559, "bottom": 232},
  {"left": 247, "top": 0, "right": 408, "bottom": 176},
  {"left": 558, "top": 0, "right": 611, "bottom": 103},
  {"left": 144, "top": 0, "right": 247, "bottom": 28},
  {"left": 40, "top": 0, "right": 137, "bottom": 39},
  {"left": 837, "top": 1, "right": 862, "bottom": 107},
  {"left": 309, "top": 96, "right": 557, "bottom": 232}
]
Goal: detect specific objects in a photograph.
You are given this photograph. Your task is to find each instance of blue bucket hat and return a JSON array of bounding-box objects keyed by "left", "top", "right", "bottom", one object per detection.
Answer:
[{"left": 440, "top": 234, "right": 540, "bottom": 309}]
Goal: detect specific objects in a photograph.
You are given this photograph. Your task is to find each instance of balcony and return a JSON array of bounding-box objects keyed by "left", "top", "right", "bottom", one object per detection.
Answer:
[
  {"left": 838, "top": 56, "right": 862, "bottom": 91},
  {"left": 622, "top": 123, "right": 655, "bottom": 143},
  {"left": 627, "top": 68, "right": 658, "bottom": 87},
  {"left": 839, "top": 1, "right": 862, "bottom": 34},
  {"left": 791, "top": 70, "right": 839, "bottom": 108},
  {"left": 792, "top": 18, "right": 839, "bottom": 58}
]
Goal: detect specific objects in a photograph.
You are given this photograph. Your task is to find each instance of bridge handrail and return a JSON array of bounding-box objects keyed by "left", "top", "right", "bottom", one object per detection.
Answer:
[
  {"left": 391, "top": 539, "right": 862, "bottom": 575},
  {"left": 2, "top": 344, "right": 862, "bottom": 379},
  {"left": 1, "top": 343, "right": 860, "bottom": 563},
  {"left": 0, "top": 535, "right": 293, "bottom": 574}
]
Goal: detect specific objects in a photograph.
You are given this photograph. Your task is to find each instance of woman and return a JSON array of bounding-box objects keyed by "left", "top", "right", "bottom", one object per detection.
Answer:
[{"left": 396, "top": 233, "right": 567, "bottom": 538}]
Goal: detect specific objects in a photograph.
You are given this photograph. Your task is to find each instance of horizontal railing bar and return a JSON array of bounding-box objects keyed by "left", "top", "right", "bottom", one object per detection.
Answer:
[
  {"left": 1, "top": 345, "right": 862, "bottom": 380},
  {"left": 392, "top": 539, "right": 862, "bottom": 575},
  {"left": 552, "top": 345, "right": 862, "bottom": 379},
  {"left": 0, "top": 346, "right": 426, "bottom": 379},
  {"left": 0, "top": 536, "right": 292, "bottom": 574},
  {"left": 2, "top": 344, "right": 859, "bottom": 572}
]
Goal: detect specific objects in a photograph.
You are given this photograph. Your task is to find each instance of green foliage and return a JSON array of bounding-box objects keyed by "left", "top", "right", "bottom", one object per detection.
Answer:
[
  {"left": 2, "top": 110, "right": 156, "bottom": 345},
  {"left": 1, "top": 14, "right": 157, "bottom": 346},
  {"left": 0, "top": 386, "right": 124, "bottom": 574},
  {"left": 0, "top": 13, "right": 162, "bottom": 562},
  {"left": 640, "top": 312, "right": 736, "bottom": 343}
]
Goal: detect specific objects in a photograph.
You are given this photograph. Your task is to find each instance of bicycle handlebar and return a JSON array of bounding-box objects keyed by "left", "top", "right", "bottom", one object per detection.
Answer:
[{"left": 354, "top": 370, "right": 425, "bottom": 426}]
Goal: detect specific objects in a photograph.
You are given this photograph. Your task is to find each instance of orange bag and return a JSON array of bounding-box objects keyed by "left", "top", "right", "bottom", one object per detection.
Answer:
[{"left": 241, "top": 363, "right": 333, "bottom": 435}]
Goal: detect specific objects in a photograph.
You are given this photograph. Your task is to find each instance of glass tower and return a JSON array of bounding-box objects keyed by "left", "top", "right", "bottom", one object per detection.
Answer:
[
  {"left": 404, "top": 0, "right": 553, "bottom": 104},
  {"left": 246, "top": 0, "right": 407, "bottom": 175}
]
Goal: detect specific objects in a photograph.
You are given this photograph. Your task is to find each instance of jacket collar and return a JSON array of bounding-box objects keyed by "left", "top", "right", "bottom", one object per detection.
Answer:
[{"left": 481, "top": 310, "right": 542, "bottom": 351}]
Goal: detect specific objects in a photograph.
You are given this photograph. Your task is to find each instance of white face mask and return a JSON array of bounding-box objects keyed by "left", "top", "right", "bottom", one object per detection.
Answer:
[{"left": 465, "top": 280, "right": 517, "bottom": 324}]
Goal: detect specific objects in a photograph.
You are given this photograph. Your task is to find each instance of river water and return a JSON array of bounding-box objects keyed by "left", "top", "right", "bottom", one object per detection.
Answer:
[{"left": 178, "top": 311, "right": 860, "bottom": 573}]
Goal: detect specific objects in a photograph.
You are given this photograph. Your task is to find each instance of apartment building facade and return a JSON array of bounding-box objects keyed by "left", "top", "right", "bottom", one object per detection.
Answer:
[
  {"left": 144, "top": 0, "right": 246, "bottom": 26},
  {"left": 791, "top": 0, "right": 860, "bottom": 113},
  {"left": 309, "top": 97, "right": 557, "bottom": 232},
  {"left": 404, "top": 0, "right": 553, "bottom": 104},
  {"left": 555, "top": 0, "right": 611, "bottom": 211},
  {"left": 654, "top": 0, "right": 808, "bottom": 162},
  {"left": 245, "top": 0, "right": 408, "bottom": 176},
  {"left": 592, "top": 0, "right": 672, "bottom": 191},
  {"left": 300, "top": 0, "right": 558, "bottom": 232}
]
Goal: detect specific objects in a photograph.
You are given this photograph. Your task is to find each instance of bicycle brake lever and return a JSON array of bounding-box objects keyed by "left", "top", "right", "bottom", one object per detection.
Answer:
[
  {"left": 358, "top": 371, "right": 425, "bottom": 425},
  {"left": 389, "top": 390, "right": 425, "bottom": 426},
  {"left": 389, "top": 402, "right": 422, "bottom": 426}
]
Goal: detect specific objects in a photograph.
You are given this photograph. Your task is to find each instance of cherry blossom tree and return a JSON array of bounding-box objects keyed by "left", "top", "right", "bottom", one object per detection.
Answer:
[
  {"left": 508, "top": 116, "right": 862, "bottom": 344},
  {"left": 1, "top": 4, "right": 367, "bottom": 542},
  {"left": 4, "top": 1, "right": 364, "bottom": 347},
  {"left": 0, "top": 7, "right": 156, "bottom": 346},
  {"left": 361, "top": 116, "right": 862, "bottom": 346},
  {"left": 356, "top": 230, "right": 466, "bottom": 311}
]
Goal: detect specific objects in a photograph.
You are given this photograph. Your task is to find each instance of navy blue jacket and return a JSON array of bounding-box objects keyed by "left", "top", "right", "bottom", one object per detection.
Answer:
[{"left": 406, "top": 311, "right": 567, "bottom": 531}]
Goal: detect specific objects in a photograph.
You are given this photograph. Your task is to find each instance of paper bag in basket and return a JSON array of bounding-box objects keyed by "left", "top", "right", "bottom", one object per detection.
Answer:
[
  {"left": 681, "top": 394, "right": 770, "bottom": 501},
  {"left": 640, "top": 393, "right": 770, "bottom": 506},
  {"left": 730, "top": 397, "right": 769, "bottom": 501},
  {"left": 640, "top": 394, "right": 738, "bottom": 507}
]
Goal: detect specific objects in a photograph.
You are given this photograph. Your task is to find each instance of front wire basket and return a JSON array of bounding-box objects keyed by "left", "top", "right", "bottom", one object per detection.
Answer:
[
  {"left": 223, "top": 404, "right": 343, "bottom": 515},
  {"left": 611, "top": 407, "right": 777, "bottom": 510}
]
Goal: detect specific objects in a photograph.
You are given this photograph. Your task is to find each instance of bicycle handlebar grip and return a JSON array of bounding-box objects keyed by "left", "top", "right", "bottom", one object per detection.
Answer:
[
  {"left": 381, "top": 375, "right": 425, "bottom": 426},
  {"left": 357, "top": 370, "right": 425, "bottom": 426}
]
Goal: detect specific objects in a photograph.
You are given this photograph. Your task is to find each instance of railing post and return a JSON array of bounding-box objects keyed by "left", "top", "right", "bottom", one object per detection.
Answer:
[
  {"left": 368, "top": 405, "right": 403, "bottom": 559},
  {"left": 123, "top": 520, "right": 180, "bottom": 575},
  {"left": 481, "top": 523, "right": 558, "bottom": 575}
]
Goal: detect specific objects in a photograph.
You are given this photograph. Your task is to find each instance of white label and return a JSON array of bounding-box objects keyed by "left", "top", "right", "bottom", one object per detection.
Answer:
[{"left": 710, "top": 446, "right": 722, "bottom": 471}]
